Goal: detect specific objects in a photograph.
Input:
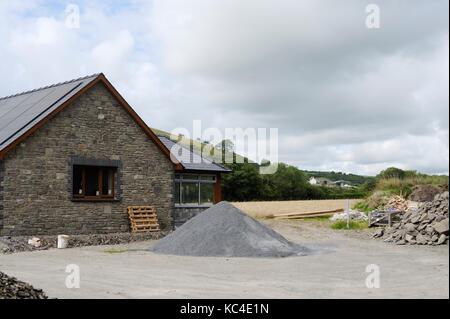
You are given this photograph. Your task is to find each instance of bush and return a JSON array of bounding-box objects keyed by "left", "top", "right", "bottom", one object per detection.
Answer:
[
  {"left": 331, "top": 220, "right": 367, "bottom": 230},
  {"left": 353, "top": 201, "right": 371, "bottom": 212}
]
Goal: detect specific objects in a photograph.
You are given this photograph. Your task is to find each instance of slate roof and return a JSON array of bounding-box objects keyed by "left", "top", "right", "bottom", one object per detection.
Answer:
[
  {"left": 158, "top": 136, "right": 231, "bottom": 173},
  {"left": 0, "top": 74, "right": 100, "bottom": 152},
  {"left": 0, "top": 74, "right": 231, "bottom": 173}
]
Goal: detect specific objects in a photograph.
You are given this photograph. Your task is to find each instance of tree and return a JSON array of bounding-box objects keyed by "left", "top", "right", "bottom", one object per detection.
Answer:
[
  {"left": 377, "top": 167, "right": 406, "bottom": 179},
  {"left": 216, "top": 139, "right": 235, "bottom": 153},
  {"left": 222, "top": 163, "right": 262, "bottom": 201}
]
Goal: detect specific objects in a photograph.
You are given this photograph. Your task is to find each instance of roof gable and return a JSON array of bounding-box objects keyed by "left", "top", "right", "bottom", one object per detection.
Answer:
[
  {"left": 0, "top": 74, "right": 99, "bottom": 152},
  {"left": 0, "top": 74, "right": 182, "bottom": 170}
]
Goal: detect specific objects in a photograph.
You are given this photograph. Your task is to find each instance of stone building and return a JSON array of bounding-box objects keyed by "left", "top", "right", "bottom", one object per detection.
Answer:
[{"left": 0, "top": 74, "right": 229, "bottom": 236}]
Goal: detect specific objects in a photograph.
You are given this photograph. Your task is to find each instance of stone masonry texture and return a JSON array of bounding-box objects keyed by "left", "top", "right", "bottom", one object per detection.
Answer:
[{"left": 0, "top": 83, "right": 174, "bottom": 236}]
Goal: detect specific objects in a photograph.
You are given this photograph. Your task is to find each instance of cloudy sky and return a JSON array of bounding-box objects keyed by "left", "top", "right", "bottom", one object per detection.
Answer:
[{"left": 0, "top": 0, "right": 448, "bottom": 175}]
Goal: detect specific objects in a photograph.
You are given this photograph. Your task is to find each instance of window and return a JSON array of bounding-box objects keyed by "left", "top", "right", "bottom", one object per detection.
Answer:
[
  {"left": 72, "top": 165, "right": 116, "bottom": 200},
  {"left": 174, "top": 174, "right": 216, "bottom": 206}
]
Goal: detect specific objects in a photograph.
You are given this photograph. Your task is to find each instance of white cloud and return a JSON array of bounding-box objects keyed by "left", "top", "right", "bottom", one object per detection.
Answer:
[{"left": 0, "top": 0, "right": 448, "bottom": 175}]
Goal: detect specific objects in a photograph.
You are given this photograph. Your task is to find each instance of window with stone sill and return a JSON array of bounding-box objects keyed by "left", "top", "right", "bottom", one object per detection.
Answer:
[{"left": 72, "top": 165, "right": 117, "bottom": 200}]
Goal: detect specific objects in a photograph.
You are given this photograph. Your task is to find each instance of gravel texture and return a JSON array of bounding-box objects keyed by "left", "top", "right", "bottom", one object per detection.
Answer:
[
  {"left": 0, "top": 232, "right": 166, "bottom": 254},
  {"left": 0, "top": 271, "right": 48, "bottom": 299},
  {"left": 151, "top": 201, "right": 310, "bottom": 257}
]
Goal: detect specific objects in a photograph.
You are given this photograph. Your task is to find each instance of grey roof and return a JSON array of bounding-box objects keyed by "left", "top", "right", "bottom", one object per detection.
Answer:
[
  {"left": 158, "top": 136, "right": 231, "bottom": 173},
  {"left": 0, "top": 74, "right": 100, "bottom": 151}
]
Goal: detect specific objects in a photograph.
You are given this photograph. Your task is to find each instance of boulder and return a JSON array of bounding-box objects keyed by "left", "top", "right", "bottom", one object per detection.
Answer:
[
  {"left": 433, "top": 218, "right": 449, "bottom": 235},
  {"left": 437, "top": 234, "right": 447, "bottom": 245}
]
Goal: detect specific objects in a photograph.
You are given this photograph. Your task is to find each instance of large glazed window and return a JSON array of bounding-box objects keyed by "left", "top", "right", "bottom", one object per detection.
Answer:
[
  {"left": 72, "top": 165, "right": 116, "bottom": 200},
  {"left": 174, "top": 174, "right": 216, "bottom": 206}
]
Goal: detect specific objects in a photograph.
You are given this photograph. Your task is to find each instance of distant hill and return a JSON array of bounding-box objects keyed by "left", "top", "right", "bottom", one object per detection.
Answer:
[
  {"left": 152, "top": 128, "right": 377, "bottom": 185},
  {"left": 302, "top": 170, "right": 375, "bottom": 185},
  {"left": 151, "top": 127, "right": 251, "bottom": 165}
]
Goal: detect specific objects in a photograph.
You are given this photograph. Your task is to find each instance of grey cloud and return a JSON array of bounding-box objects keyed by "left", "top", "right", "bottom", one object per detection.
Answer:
[{"left": 0, "top": 0, "right": 448, "bottom": 175}]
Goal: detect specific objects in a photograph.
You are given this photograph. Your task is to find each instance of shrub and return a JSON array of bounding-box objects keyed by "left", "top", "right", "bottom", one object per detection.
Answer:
[{"left": 331, "top": 220, "right": 367, "bottom": 230}]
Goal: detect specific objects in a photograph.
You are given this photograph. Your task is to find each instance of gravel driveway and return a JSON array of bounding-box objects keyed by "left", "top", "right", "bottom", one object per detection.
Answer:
[{"left": 0, "top": 220, "right": 448, "bottom": 299}]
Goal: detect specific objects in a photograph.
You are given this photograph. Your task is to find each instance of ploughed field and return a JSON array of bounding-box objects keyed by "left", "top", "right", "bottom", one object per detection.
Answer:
[{"left": 232, "top": 199, "right": 362, "bottom": 218}]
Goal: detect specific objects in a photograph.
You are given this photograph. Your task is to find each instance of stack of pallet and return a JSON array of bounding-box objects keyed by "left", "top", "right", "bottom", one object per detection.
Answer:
[{"left": 127, "top": 206, "right": 160, "bottom": 233}]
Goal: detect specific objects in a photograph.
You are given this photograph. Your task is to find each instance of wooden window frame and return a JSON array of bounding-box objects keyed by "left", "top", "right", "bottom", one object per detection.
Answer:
[{"left": 72, "top": 165, "right": 117, "bottom": 202}]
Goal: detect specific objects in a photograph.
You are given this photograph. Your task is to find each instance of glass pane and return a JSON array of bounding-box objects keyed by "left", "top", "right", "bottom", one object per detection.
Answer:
[
  {"left": 85, "top": 167, "right": 99, "bottom": 196},
  {"left": 73, "top": 166, "right": 83, "bottom": 195},
  {"left": 200, "top": 175, "right": 215, "bottom": 181},
  {"left": 174, "top": 181, "right": 181, "bottom": 204},
  {"left": 200, "top": 183, "right": 214, "bottom": 205},
  {"left": 183, "top": 174, "right": 199, "bottom": 181},
  {"left": 102, "top": 169, "right": 114, "bottom": 196},
  {"left": 182, "top": 182, "right": 199, "bottom": 205}
]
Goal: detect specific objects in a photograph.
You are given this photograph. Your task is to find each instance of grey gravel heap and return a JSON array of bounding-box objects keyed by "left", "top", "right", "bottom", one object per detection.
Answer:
[
  {"left": 0, "top": 272, "right": 48, "bottom": 299},
  {"left": 374, "top": 192, "right": 449, "bottom": 245},
  {"left": 151, "top": 201, "right": 309, "bottom": 257}
]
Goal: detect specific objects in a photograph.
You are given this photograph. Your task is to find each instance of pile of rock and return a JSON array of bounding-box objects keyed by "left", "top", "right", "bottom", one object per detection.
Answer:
[
  {"left": 374, "top": 192, "right": 449, "bottom": 245},
  {"left": 384, "top": 195, "right": 408, "bottom": 212},
  {"left": 409, "top": 185, "right": 443, "bottom": 202},
  {"left": 0, "top": 272, "right": 48, "bottom": 299},
  {"left": 1, "top": 231, "right": 166, "bottom": 254},
  {"left": 330, "top": 210, "right": 368, "bottom": 221}
]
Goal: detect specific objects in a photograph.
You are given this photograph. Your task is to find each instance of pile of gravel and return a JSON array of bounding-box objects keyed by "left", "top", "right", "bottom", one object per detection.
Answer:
[
  {"left": 151, "top": 201, "right": 309, "bottom": 257},
  {"left": 0, "top": 272, "right": 48, "bottom": 299},
  {"left": 374, "top": 192, "right": 449, "bottom": 245},
  {"left": 1, "top": 232, "right": 166, "bottom": 254}
]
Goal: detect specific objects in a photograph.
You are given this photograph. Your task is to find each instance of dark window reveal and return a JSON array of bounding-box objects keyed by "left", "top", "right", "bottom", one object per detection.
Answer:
[{"left": 72, "top": 165, "right": 116, "bottom": 200}]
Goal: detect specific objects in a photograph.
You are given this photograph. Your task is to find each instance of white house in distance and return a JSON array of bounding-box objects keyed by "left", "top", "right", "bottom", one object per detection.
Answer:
[{"left": 308, "top": 177, "right": 352, "bottom": 188}]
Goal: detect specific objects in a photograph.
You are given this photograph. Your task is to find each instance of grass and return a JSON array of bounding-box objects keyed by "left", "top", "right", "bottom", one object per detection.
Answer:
[
  {"left": 353, "top": 201, "right": 371, "bottom": 213},
  {"left": 331, "top": 220, "right": 368, "bottom": 230},
  {"left": 301, "top": 216, "right": 331, "bottom": 222},
  {"left": 103, "top": 248, "right": 128, "bottom": 254},
  {"left": 375, "top": 176, "right": 448, "bottom": 197}
]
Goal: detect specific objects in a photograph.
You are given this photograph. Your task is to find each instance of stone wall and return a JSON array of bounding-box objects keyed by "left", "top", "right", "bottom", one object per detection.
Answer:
[
  {"left": 172, "top": 207, "right": 209, "bottom": 228},
  {"left": 0, "top": 82, "right": 174, "bottom": 236}
]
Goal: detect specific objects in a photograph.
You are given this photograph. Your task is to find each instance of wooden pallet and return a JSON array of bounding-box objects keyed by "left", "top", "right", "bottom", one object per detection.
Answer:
[
  {"left": 368, "top": 210, "right": 402, "bottom": 227},
  {"left": 127, "top": 206, "right": 160, "bottom": 233}
]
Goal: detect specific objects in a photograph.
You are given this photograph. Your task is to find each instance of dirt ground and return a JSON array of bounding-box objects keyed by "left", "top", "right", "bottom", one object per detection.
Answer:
[
  {"left": 1, "top": 219, "right": 448, "bottom": 299},
  {"left": 232, "top": 199, "right": 362, "bottom": 218}
]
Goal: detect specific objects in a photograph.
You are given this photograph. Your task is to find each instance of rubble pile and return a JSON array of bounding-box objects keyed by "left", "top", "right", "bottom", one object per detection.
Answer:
[
  {"left": 409, "top": 185, "right": 443, "bottom": 203},
  {"left": 374, "top": 192, "right": 449, "bottom": 245},
  {"left": 384, "top": 195, "right": 408, "bottom": 212},
  {"left": 330, "top": 210, "right": 368, "bottom": 221},
  {"left": 0, "top": 272, "right": 48, "bottom": 299},
  {"left": 1, "top": 232, "right": 166, "bottom": 254}
]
